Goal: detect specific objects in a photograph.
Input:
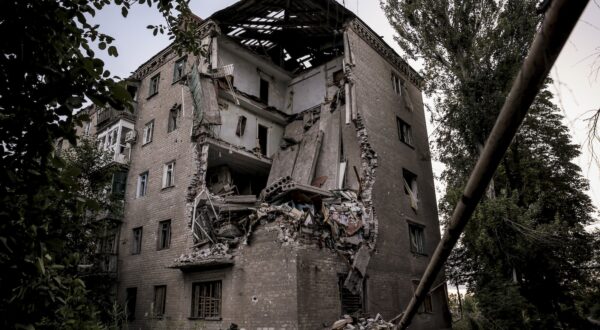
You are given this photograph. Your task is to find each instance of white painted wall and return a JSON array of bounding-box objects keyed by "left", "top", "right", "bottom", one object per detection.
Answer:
[
  {"left": 214, "top": 100, "right": 284, "bottom": 158},
  {"left": 218, "top": 38, "right": 289, "bottom": 111},
  {"left": 286, "top": 57, "right": 343, "bottom": 114}
]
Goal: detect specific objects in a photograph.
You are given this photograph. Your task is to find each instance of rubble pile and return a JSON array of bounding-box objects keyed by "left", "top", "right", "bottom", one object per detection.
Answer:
[
  {"left": 176, "top": 177, "right": 375, "bottom": 272},
  {"left": 330, "top": 314, "right": 394, "bottom": 330}
]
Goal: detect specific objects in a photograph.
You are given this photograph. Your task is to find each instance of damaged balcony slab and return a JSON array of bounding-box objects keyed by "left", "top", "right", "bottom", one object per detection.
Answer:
[
  {"left": 170, "top": 243, "right": 234, "bottom": 272},
  {"left": 218, "top": 87, "right": 288, "bottom": 125},
  {"left": 206, "top": 138, "right": 272, "bottom": 173}
]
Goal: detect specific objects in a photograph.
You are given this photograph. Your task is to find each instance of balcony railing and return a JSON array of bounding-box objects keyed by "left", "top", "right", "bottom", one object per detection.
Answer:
[
  {"left": 97, "top": 107, "right": 136, "bottom": 128},
  {"left": 79, "top": 253, "right": 118, "bottom": 278}
]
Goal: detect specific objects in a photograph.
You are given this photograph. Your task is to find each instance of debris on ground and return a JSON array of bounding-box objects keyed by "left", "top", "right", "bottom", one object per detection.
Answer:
[{"left": 330, "top": 314, "right": 394, "bottom": 330}]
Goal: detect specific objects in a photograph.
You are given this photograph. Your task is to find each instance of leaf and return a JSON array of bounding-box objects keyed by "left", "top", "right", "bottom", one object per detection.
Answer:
[
  {"left": 121, "top": 6, "right": 128, "bottom": 17},
  {"left": 107, "top": 46, "right": 118, "bottom": 57},
  {"left": 98, "top": 41, "right": 106, "bottom": 50}
]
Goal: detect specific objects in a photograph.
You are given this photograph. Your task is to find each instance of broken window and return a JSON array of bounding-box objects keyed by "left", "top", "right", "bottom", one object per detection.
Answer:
[
  {"left": 112, "top": 170, "right": 127, "bottom": 198},
  {"left": 392, "top": 72, "right": 403, "bottom": 95},
  {"left": 408, "top": 223, "right": 425, "bottom": 254},
  {"left": 168, "top": 105, "right": 181, "bottom": 132},
  {"left": 157, "top": 220, "right": 171, "bottom": 250},
  {"left": 126, "top": 287, "right": 137, "bottom": 320},
  {"left": 162, "top": 161, "right": 175, "bottom": 188},
  {"left": 333, "top": 69, "right": 345, "bottom": 86},
  {"left": 235, "top": 115, "right": 247, "bottom": 137},
  {"left": 411, "top": 280, "right": 433, "bottom": 313},
  {"left": 191, "top": 281, "right": 221, "bottom": 319},
  {"left": 403, "top": 169, "right": 418, "bottom": 210},
  {"left": 259, "top": 78, "right": 269, "bottom": 104},
  {"left": 127, "top": 84, "right": 138, "bottom": 101},
  {"left": 131, "top": 227, "right": 143, "bottom": 254},
  {"left": 397, "top": 117, "right": 413, "bottom": 146},
  {"left": 258, "top": 124, "right": 268, "bottom": 156},
  {"left": 143, "top": 120, "right": 154, "bottom": 144},
  {"left": 173, "top": 57, "right": 186, "bottom": 82},
  {"left": 338, "top": 274, "right": 365, "bottom": 315},
  {"left": 137, "top": 171, "right": 148, "bottom": 197},
  {"left": 153, "top": 285, "right": 167, "bottom": 317},
  {"left": 422, "top": 294, "right": 433, "bottom": 313},
  {"left": 149, "top": 73, "right": 160, "bottom": 97}
]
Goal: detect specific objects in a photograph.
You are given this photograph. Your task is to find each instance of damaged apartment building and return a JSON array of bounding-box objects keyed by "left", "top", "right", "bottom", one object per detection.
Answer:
[{"left": 78, "top": 0, "right": 451, "bottom": 329}]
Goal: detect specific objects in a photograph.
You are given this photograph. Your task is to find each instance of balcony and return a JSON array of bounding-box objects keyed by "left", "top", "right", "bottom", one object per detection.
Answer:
[
  {"left": 97, "top": 122, "right": 134, "bottom": 166},
  {"left": 96, "top": 107, "right": 136, "bottom": 130},
  {"left": 79, "top": 253, "right": 118, "bottom": 278}
]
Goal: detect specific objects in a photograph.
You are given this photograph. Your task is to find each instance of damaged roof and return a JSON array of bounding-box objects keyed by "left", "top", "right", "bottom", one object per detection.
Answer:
[{"left": 210, "top": 0, "right": 355, "bottom": 72}]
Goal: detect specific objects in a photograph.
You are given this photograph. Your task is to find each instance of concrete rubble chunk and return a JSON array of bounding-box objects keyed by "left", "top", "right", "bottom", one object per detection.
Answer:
[{"left": 291, "top": 124, "right": 324, "bottom": 184}]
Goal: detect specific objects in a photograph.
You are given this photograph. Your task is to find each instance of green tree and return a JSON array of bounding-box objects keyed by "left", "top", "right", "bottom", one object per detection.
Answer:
[
  {"left": 0, "top": 0, "right": 200, "bottom": 328},
  {"left": 382, "top": 0, "right": 600, "bottom": 328}
]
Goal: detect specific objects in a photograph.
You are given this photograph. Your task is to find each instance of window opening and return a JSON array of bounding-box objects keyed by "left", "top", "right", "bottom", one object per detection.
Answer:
[
  {"left": 258, "top": 124, "right": 268, "bottom": 156},
  {"left": 168, "top": 105, "right": 180, "bottom": 132},
  {"left": 158, "top": 220, "right": 171, "bottom": 250},
  {"left": 173, "top": 57, "right": 186, "bottom": 82},
  {"left": 112, "top": 171, "right": 127, "bottom": 198},
  {"left": 392, "top": 72, "right": 403, "bottom": 95},
  {"left": 132, "top": 227, "right": 143, "bottom": 254},
  {"left": 191, "top": 281, "right": 222, "bottom": 319},
  {"left": 397, "top": 117, "right": 413, "bottom": 146},
  {"left": 408, "top": 223, "right": 425, "bottom": 254},
  {"left": 236, "top": 115, "right": 247, "bottom": 137},
  {"left": 149, "top": 74, "right": 160, "bottom": 96},
  {"left": 143, "top": 120, "right": 154, "bottom": 144},
  {"left": 259, "top": 78, "right": 269, "bottom": 104},
  {"left": 163, "top": 161, "right": 175, "bottom": 188},
  {"left": 137, "top": 171, "right": 148, "bottom": 197},
  {"left": 338, "top": 274, "right": 365, "bottom": 315},
  {"left": 126, "top": 287, "right": 137, "bottom": 320},
  {"left": 153, "top": 285, "right": 167, "bottom": 317},
  {"left": 403, "top": 169, "right": 418, "bottom": 210}
]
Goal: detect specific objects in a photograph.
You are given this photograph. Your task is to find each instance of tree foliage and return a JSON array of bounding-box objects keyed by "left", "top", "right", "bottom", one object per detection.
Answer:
[
  {"left": 0, "top": 0, "right": 200, "bottom": 328},
  {"left": 382, "top": 0, "right": 600, "bottom": 327}
]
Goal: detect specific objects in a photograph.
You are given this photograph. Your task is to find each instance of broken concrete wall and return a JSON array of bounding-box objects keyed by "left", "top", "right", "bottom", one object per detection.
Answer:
[
  {"left": 219, "top": 38, "right": 290, "bottom": 110},
  {"left": 345, "top": 22, "right": 450, "bottom": 328}
]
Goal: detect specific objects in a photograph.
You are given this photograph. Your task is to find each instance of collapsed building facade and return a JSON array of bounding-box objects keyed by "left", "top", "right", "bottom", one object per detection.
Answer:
[{"left": 79, "top": 1, "right": 451, "bottom": 328}]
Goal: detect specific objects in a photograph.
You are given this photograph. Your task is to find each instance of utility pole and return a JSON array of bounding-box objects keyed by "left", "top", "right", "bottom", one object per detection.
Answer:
[{"left": 393, "top": 0, "right": 590, "bottom": 328}]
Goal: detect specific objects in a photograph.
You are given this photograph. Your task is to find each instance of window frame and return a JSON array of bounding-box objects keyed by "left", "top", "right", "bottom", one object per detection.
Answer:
[
  {"left": 157, "top": 220, "right": 171, "bottom": 250},
  {"left": 392, "top": 72, "right": 403, "bottom": 95},
  {"left": 137, "top": 171, "right": 149, "bottom": 198},
  {"left": 173, "top": 57, "right": 187, "bottom": 83},
  {"left": 167, "top": 105, "right": 181, "bottom": 133},
  {"left": 396, "top": 117, "right": 413, "bottom": 147},
  {"left": 162, "top": 161, "right": 175, "bottom": 188},
  {"left": 408, "top": 222, "right": 426, "bottom": 255},
  {"left": 143, "top": 120, "right": 154, "bottom": 145},
  {"left": 125, "top": 287, "right": 137, "bottom": 320},
  {"left": 403, "top": 168, "right": 419, "bottom": 211},
  {"left": 153, "top": 285, "right": 167, "bottom": 318},
  {"left": 190, "top": 280, "right": 222, "bottom": 320},
  {"left": 131, "top": 227, "right": 143, "bottom": 255},
  {"left": 148, "top": 73, "right": 160, "bottom": 97}
]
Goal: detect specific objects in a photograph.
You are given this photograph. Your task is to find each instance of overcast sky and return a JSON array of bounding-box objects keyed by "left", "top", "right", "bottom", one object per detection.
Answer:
[{"left": 92, "top": 1, "right": 600, "bottom": 228}]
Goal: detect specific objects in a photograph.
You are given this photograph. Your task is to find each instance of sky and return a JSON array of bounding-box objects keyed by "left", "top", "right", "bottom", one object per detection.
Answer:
[{"left": 92, "top": 1, "right": 600, "bottom": 229}]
